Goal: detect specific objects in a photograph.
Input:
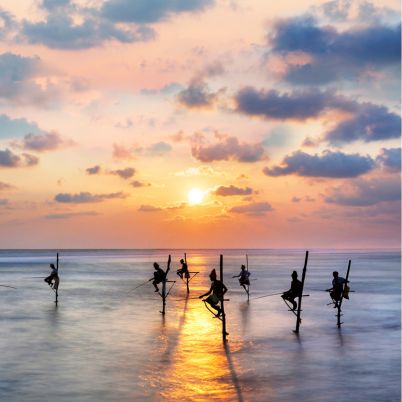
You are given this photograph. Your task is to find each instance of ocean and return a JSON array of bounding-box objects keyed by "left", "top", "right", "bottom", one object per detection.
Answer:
[{"left": 0, "top": 249, "right": 400, "bottom": 402}]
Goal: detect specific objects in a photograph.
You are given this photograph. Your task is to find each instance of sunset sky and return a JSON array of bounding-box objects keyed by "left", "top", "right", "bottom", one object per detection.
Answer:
[{"left": 0, "top": 0, "right": 400, "bottom": 248}]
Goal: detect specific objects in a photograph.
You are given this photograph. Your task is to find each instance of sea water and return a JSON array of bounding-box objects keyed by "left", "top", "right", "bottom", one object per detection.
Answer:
[{"left": 0, "top": 249, "right": 400, "bottom": 402}]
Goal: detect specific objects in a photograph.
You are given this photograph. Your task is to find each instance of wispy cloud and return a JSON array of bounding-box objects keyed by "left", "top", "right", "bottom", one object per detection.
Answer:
[
  {"left": 44, "top": 211, "right": 100, "bottom": 219},
  {"left": 0, "top": 148, "right": 39, "bottom": 168},
  {"left": 191, "top": 133, "right": 266, "bottom": 163},
  {"left": 213, "top": 185, "right": 253, "bottom": 196},
  {"left": 324, "top": 176, "right": 401, "bottom": 206},
  {"left": 229, "top": 201, "right": 273, "bottom": 216},
  {"left": 54, "top": 191, "right": 127, "bottom": 203}
]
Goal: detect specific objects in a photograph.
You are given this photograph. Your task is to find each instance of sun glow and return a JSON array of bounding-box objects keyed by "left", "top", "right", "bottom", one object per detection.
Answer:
[{"left": 187, "top": 188, "right": 204, "bottom": 205}]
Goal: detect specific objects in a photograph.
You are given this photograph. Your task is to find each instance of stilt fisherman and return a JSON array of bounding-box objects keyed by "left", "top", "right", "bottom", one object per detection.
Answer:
[
  {"left": 44, "top": 263, "right": 59, "bottom": 290},
  {"left": 326, "top": 271, "right": 350, "bottom": 308},
  {"left": 281, "top": 270, "right": 302, "bottom": 310},
  {"left": 199, "top": 269, "right": 227, "bottom": 317},
  {"left": 152, "top": 262, "right": 167, "bottom": 293},
  {"left": 232, "top": 264, "right": 250, "bottom": 292},
  {"left": 177, "top": 258, "right": 189, "bottom": 279}
]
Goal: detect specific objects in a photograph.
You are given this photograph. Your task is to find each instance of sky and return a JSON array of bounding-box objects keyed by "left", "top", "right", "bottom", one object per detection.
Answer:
[{"left": 0, "top": 0, "right": 400, "bottom": 249}]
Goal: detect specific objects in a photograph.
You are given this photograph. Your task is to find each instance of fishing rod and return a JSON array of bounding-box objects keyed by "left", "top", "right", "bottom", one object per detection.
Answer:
[
  {"left": 253, "top": 291, "right": 284, "bottom": 300},
  {"left": 0, "top": 284, "right": 17, "bottom": 289},
  {"left": 126, "top": 278, "right": 153, "bottom": 295}
]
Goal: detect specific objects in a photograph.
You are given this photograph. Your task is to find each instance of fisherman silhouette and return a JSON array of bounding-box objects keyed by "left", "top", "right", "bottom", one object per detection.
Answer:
[
  {"left": 326, "top": 271, "right": 349, "bottom": 308},
  {"left": 232, "top": 264, "right": 250, "bottom": 292},
  {"left": 44, "top": 263, "right": 59, "bottom": 290},
  {"left": 152, "top": 262, "right": 166, "bottom": 292},
  {"left": 281, "top": 270, "right": 302, "bottom": 310},
  {"left": 199, "top": 269, "right": 227, "bottom": 317},
  {"left": 177, "top": 258, "right": 189, "bottom": 279}
]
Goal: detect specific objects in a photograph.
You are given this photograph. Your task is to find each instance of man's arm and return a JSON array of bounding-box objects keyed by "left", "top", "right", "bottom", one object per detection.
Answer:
[
  {"left": 222, "top": 283, "right": 228, "bottom": 295},
  {"left": 199, "top": 284, "right": 213, "bottom": 298}
]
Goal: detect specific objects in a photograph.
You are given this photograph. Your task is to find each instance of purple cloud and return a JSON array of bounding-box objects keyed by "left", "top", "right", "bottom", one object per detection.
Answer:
[
  {"left": 263, "top": 150, "right": 375, "bottom": 178},
  {"left": 55, "top": 191, "right": 127, "bottom": 203},
  {"left": 86, "top": 165, "right": 101, "bottom": 175},
  {"left": 230, "top": 201, "right": 273, "bottom": 216},
  {"left": 177, "top": 81, "right": 218, "bottom": 109},
  {"left": 325, "top": 176, "right": 401, "bottom": 206},
  {"left": 138, "top": 204, "right": 162, "bottom": 212},
  {"left": 213, "top": 185, "right": 253, "bottom": 196},
  {"left": 110, "top": 167, "right": 136, "bottom": 179},
  {"left": 270, "top": 16, "right": 401, "bottom": 83},
  {"left": 376, "top": 148, "right": 401, "bottom": 172},
  {"left": 131, "top": 180, "right": 151, "bottom": 188},
  {"left": 19, "top": 131, "right": 72, "bottom": 152},
  {"left": 44, "top": 211, "right": 99, "bottom": 219},
  {"left": 191, "top": 134, "right": 266, "bottom": 163},
  {"left": 0, "top": 148, "right": 39, "bottom": 168}
]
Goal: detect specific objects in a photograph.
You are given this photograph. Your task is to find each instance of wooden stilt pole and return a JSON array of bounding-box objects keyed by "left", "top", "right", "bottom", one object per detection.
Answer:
[
  {"left": 246, "top": 254, "right": 250, "bottom": 301},
  {"left": 220, "top": 254, "right": 228, "bottom": 342},
  {"left": 337, "top": 260, "right": 351, "bottom": 328},
  {"left": 185, "top": 253, "right": 190, "bottom": 294},
  {"left": 295, "top": 250, "right": 309, "bottom": 334},
  {"left": 162, "top": 254, "right": 171, "bottom": 315},
  {"left": 55, "top": 252, "right": 59, "bottom": 305}
]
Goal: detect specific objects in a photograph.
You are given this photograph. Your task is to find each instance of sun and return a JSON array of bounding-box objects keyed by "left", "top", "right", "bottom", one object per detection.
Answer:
[{"left": 187, "top": 188, "right": 204, "bottom": 205}]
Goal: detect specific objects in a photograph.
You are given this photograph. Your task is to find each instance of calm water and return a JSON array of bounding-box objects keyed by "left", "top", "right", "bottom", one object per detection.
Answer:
[{"left": 0, "top": 249, "right": 400, "bottom": 402}]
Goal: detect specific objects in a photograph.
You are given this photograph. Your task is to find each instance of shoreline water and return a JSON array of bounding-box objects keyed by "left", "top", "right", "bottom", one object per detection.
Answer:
[{"left": 0, "top": 249, "right": 400, "bottom": 401}]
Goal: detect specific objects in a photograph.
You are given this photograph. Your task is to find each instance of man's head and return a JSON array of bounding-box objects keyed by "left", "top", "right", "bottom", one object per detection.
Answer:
[
  {"left": 180, "top": 259, "right": 184, "bottom": 264},
  {"left": 153, "top": 262, "right": 160, "bottom": 270},
  {"left": 209, "top": 269, "right": 217, "bottom": 281},
  {"left": 241, "top": 264, "right": 246, "bottom": 270},
  {"left": 333, "top": 271, "right": 339, "bottom": 278},
  {"left": 291, "top": 270, "right": 298, "bottom": 279},
  {"left": 50, "top": 263, "right": 55, "bottom": 269}
]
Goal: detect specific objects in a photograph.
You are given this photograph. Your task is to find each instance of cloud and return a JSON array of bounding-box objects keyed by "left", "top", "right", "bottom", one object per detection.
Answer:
[
  {"left": 269, "top": 16, "right": 401, "bottom": 83},
  {"left": 0, "top": 52, "right": 60, "bottom": 106},
  {"left": 0, "top": 114, "right": 43, "bottom": 139},
  {"left": 131, "top": 180, "right": 151, "bottom": 188},
  {"left": 229, "top": 201, "right": 273, "bottom": 216},
  {"left": 0, "top": 8, "right": 17, "bottom": 40},
  {"left": 146, "top": 141, "right": 172, "bottom": 156},
  {"left": 86, "top": 165, "right": 101, "bottom": 175},
  {"left": 263, "top": 150, "right": 374, "bottom": 178},
  {"left": 0, "top": 148, "right": 39, "bottom": 168},
  {"left": 17, "top": 131, "right": 73, "bottom": 152},
  {"left": 235, "top": 87, "right": 339, "bottom": 120},
  {"left": 44, "top": 211, "right": 100, "bottom": 219},
  {"left": 213, "top": 185, "right": 253, "bottom": 196},
  {"left": 101, "top": 0, "right": 214, "bottom": 23},
  {"left": 54, "top": 191, "right": 127, "bottom": 203},
  {"left": 324, "top": 104, "right": 401, "bottom": 145},
  {"left": 19, "top": 0, "right": 214, "bottom": 49},
  {"left": 138, "top": 204, "right": 162, "bottom": 212},
  {"left": 21, "top": 10, "right": 155, "bottom": 50},
  {"left": 324, "top": 176, "right": 401, "bottom": 206},
  {"left": 177, "top": 80, "right": 218, "bottom": 109},
  {"left": 141, "top": 82, "right": 183, "bottom": 96},
  {"left": 191, "top": 133, "right": 266, "bottom": 163},
  {"left": 113, "top": 143, "right": 135, "bottom": 160},
  {"left": 235, "top": 87, "right": 400, "bottom": 144},
  {"left": 376, "top": 148, "right": 401, "bottom": 172},
  {"left": 175, "top": 165, "right": 225, "bottom": 177},
  {"left": 0, "top": 181, "right": 14, "bottom": 190},
  {"left": 110, "top": 167, "right": 136, "bottom": 179}
]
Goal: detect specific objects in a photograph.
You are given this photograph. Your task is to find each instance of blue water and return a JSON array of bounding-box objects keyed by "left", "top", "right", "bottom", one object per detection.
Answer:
[{"left": 0, "top": 249, "right": 400, "bottom": 401}]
